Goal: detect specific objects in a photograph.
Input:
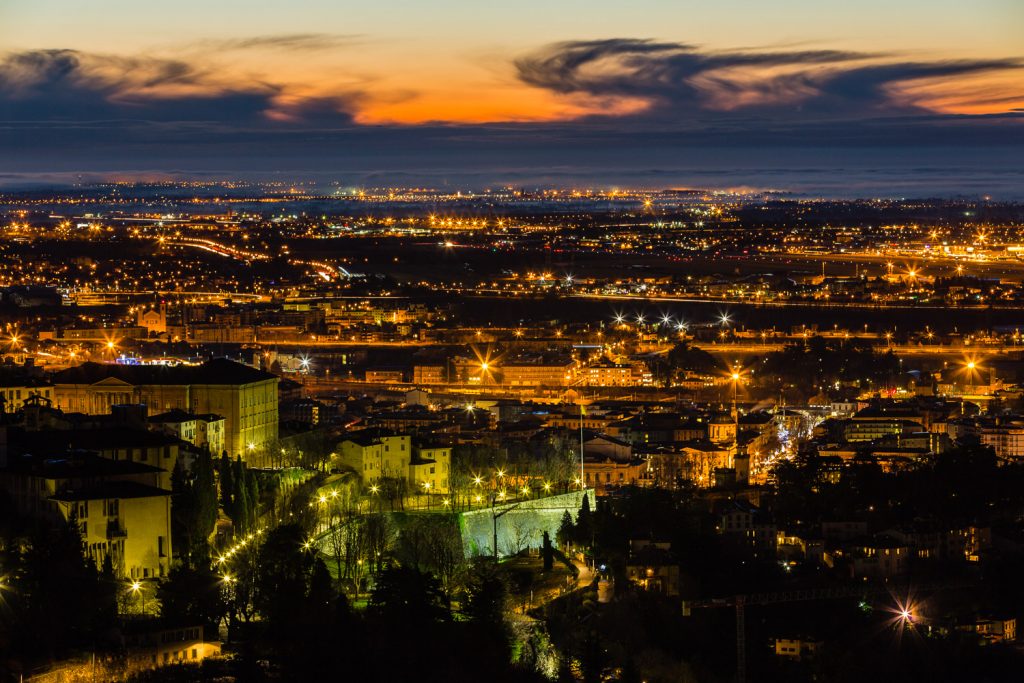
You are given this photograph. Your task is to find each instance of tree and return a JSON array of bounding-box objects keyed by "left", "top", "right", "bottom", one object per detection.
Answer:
[
  {"left": 157, "top": 565, "right": 226, "bottom": 639},
  {"left": 306, "top": 557, "right": 335, "bottom": 627},
  {"left": 170, "top": 459, "right": 194, "bottom": 565},
  {"left": 231, "top": 481, "right": 250, "bottom": 536},
  {"left": 542, "top": 531, "right": 554, "bottom": 572},
  {"left": 364, "top": 513, "right": 394, "bottom": 574},
  {"left": 255, "top": 524, "right": 314, "bottom": 636},
  {"left": 218, "top": 453, "right": 234, "bottom": 510},
  {"left": 556, "top": 510, "right": 575, "bottom": 549},
  {"left": 12, "top": 518, "right": 116, "bottom": 663},
  {"left": 575, "top": 493, "right": 593, "bottom": 549},
  {"left": 461, "top": 558, "right": 510, "bottom": 653},
  {"left": 367, "top": 565, "right": 449, "bottom": 626},
  {"left": 170, "top": 450, "right": 219, "bottom": 567}
]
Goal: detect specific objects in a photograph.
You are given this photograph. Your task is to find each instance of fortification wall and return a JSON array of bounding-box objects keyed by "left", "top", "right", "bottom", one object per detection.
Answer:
[{"left": 457, "top": 490, "right": 591, "bottom": 558}]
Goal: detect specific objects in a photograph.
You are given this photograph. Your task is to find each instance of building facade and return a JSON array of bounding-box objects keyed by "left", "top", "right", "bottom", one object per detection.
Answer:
[{"left": 52, "top": 359, "right": 277, "bottom": 457}]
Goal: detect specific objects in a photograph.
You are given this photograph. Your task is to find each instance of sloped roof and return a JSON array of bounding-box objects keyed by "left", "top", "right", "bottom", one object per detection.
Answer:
[
  {"left": 52, "top": 358, "right": 276, "bottom": 386},
  {"left": 51, "top": 480, "right": 171, "bottom": 501}
]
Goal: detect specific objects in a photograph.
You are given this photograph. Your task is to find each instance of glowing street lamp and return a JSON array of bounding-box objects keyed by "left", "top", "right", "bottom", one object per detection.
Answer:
[{"left": 129, "top": 580, "right": 145, "bottom": 615}]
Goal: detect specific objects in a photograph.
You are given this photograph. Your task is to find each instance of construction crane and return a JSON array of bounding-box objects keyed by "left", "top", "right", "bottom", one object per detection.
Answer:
[{"left": 683, "top": 580, "right": 972, "bottom": 683}]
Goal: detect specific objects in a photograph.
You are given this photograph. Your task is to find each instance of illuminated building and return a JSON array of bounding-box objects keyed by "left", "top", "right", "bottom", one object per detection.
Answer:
[
  {"left": 0, "top": 448, "right": 172, "bottom": 579},
  {"left": 51, "top": 359, "right": 277, "bottom": 457},
  {"left": 336, "top": 433, "right": 451, "bottom": 493},
  {"left": 0, "top": 379, "right": 54, "bottom": 412},
  {"left": 500, "top": 359, "right": 576, "bottom": 387},
  {"left": 148, "top": 409, "right": 226, "bottom": 456}
]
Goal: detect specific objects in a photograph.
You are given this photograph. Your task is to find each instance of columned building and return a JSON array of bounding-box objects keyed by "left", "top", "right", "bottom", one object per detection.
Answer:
[{"left": 52, "top": 359, "right": 278, "bottom": 457}]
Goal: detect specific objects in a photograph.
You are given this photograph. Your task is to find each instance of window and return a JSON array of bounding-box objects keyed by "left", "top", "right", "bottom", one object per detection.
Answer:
[{"left": 158, "top": 536, "right": 166, "bottom": 557}]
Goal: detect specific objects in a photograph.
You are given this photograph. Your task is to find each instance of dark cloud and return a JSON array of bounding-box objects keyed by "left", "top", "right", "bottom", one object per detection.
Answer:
[
  {"left": 0, "top": 41, "right": 1022, "bottom": 197},
  {"left": 0, "top": 48, "right": 356, "bottom": 125},
  {"left": 515, "top": 38, "right": 1023, "bottom": 118},
  {"left": 210, "top": 33, "right": 360, "bottom": 51}
]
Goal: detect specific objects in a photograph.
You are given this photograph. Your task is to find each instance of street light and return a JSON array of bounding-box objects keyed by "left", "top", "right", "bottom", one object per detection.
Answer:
[{"left": 130, "top": 580, "right": 145, "bottom": 616}]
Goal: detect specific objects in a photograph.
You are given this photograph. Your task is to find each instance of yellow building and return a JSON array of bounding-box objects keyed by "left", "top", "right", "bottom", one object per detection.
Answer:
[
  {"left": 124, "top": 624, "right": 221, "bottom": 669},
  {"left": 336, "top": 433, "right": 451, "bottom": 494},
  {"left": 0, "top": 449, "right": 172, "bottom": 579},
  {"left": 412, "top": 365, "right": 446, "bottom": 385},
  {"left": 409, "top": 444, "right": 451, "bottom": 495},
  {"left": 148, "top": 410, "right": 226, "bottom": 457},
  {"left": 5, "top": 428, "right": 181, "bottom": 490},
  {"left": 337, "top": 434, "right": 412, "bottom": 482},
  {"left": 0, "top": 379, "right": 54, "bottom": 412},
  {"left": 55, "top": 483, "right": 172, "bottom": 580},
  {"left": 500, "top": 361, "right": 576, "bottom": 387},
  {"left": 52, "top": 358, "right": 278, "bottom": 457},
  {"left": 583, "top": 363, "right": 636, "bottom": 387}
]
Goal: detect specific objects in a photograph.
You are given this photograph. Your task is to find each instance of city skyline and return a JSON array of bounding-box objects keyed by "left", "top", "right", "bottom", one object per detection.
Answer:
[{"left": 1, "top": 0, "right": 1022, "bottom": 194}]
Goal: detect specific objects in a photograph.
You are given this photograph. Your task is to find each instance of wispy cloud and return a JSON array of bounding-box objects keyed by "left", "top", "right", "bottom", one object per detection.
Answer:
[
  {"left": 0, "top": 38, "right": 1021, "bottom": 194},
  {"left": 515, "top": 38, "right": 1024, "bottom": 119},
  {"left": 208, "top": 33, "right": 361, "bottom": 52},
  {"left": 0, "top": 48, "right": 358, "bottom": 124}
]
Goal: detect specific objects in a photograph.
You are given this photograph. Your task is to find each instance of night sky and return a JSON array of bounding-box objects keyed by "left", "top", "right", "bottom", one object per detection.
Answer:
[{"left": 1, "top": 0, "right": 1022, "bottom": 195}]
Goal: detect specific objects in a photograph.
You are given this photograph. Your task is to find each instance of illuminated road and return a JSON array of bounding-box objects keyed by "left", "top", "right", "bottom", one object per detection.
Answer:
[
  {"left": 569, "top": 292, "right": 1012, "bottom": 311},
  {"left": 693, "top": 342, "right": 1016, "bottom": 356}
]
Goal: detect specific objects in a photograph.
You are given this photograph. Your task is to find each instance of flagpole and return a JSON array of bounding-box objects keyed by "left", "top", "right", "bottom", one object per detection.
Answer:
[{"left": 580, "top": 403, "right": 585, "bottom": 488}]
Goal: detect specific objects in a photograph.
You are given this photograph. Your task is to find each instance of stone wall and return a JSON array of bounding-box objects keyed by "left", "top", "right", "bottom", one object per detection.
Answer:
[{"left": 457, "top": 490, "right": 591, "bottom": 559}]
